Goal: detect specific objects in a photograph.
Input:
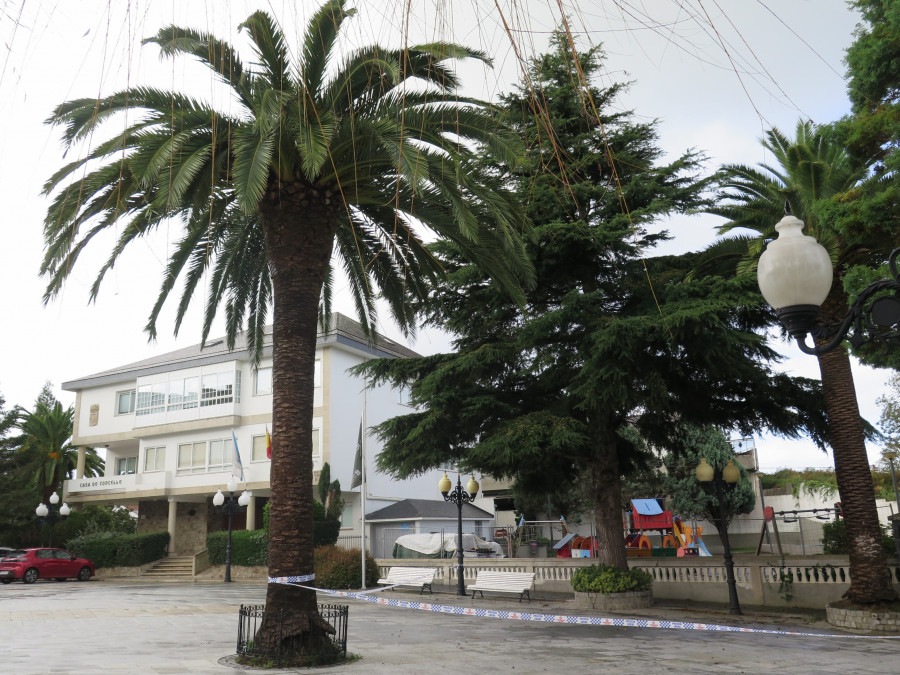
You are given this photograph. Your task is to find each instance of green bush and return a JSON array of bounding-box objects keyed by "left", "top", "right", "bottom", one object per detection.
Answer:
[
  {"left": 66, "top": 530, "right": 169, "bottom": 567},
  {"left": 261, "top": 499, "right": 338, "bottom": 547},
  {"left": 314, "top": 545, "right": 379, "bottom": 589},
  {"left": 821, "top": 518, "right": 896, "bottom": 555},
  {"left": 207, "top": 530, "right": 269, "bottom": 566},
  {"left": 571, "top": 564, "right": 653, "bottom": 594}
]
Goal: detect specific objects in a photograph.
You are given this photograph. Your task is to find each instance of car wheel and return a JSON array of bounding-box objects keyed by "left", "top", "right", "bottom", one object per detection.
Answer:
[
  {"left": 77, "top": 566, "right": 92, "bottom": 582},
  {"left": 23, "top": 568, "right": 39, "bottom": 584},
  {"left": 1, "top": 579, "right": 12, "bottom": 585}
]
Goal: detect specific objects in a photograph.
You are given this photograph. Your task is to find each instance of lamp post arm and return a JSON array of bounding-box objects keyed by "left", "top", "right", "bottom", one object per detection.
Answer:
[{"left": 790, "top": 250, "right": 900, "bottom": 355}]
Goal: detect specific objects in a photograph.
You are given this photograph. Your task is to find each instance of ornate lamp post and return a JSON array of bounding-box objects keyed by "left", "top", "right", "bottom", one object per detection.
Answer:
[
  {"left": 212, "top": 481, "right": 251, "bottom": 583},
  {"left": 439, "top": 472, "right": 479, "bottom": 596},
  {"left": 696, "top": 458, "right": 742, "bottom": 615},
  {"left": 756, "top": 206, "right": 900, "bottom": 354},
  {"left": 36, "top": 491, "right": 70, "bottom": 548}
]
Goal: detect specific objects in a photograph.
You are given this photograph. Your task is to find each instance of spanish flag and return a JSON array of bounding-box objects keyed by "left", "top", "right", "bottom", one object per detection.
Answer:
[{"left": 265, "top": 426, "right": 272, "bottom": 459}]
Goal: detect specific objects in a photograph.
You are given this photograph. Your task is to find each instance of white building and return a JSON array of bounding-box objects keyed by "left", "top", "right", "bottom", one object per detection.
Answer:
[{"left": 61, "top": 314, "right": 467, "bottom": 556}]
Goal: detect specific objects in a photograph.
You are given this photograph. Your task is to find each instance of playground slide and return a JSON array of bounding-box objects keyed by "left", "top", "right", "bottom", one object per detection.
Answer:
[{"left": 695, "top": 539, "right": 711, "bottom": 556}]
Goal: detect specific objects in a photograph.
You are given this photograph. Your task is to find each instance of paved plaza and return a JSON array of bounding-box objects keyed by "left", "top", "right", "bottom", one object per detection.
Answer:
[{"left": 0, "top": 579, "right": 898, "bottom": 674}]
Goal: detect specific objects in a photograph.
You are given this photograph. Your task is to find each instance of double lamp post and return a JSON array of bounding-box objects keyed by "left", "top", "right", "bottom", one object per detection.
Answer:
[
  {"left": 212, "top": 481, "right": 251, "bottom": 583},
  {"left": 695, "top": 458, "right": 742, "bottom": 615},
  {"left": 438, "top": 472, "right": 480, "bottom": 596},
  {"left": 36, "top": 491, "right": 70, "bottom": 548}
]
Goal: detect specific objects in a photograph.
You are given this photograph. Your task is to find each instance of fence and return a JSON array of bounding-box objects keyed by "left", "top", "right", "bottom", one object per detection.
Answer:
[{"left": 236, "top": 603, "right": 348, "bottom": 660}]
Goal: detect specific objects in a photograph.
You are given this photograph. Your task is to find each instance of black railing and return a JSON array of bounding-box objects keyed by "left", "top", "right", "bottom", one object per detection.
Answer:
[{"left": 236, "top": 603, "right": 348, "bottom": 660}]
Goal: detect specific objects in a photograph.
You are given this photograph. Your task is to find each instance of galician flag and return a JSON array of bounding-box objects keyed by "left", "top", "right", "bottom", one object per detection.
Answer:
[{"left": 232, "top": 430, "right": 244, "bottom": 481}]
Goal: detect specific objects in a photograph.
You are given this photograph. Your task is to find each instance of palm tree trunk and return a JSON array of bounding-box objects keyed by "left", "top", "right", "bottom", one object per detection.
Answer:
[
  {"left": 817, "top": 284, "right": 896, "bottom": 604},
  {"left": 255, "top": 183, "right": 340, "bottom": 652}
]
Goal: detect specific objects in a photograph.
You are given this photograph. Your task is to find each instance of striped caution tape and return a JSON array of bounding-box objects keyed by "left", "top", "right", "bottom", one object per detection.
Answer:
[
  {"left": 270, "top": 579, "right": 900, "bottom": 640},
  {"left": 267, "top": 573, "right": 315, "bottom": 584}
]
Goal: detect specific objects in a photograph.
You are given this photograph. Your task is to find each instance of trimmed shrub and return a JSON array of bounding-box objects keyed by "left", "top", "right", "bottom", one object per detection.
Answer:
[
  {"left": 207, "top": 530, "right": 268, "bottom": 566},
  {"left": 314, "top": 545, "right": 379, "bottom": 589},
  {"left": 66, "top": 530, "right": 170, "bottom": 567},
  {"left": 314, "top": 520, "right": 341, "bottom": 547},
  {"left": 571, "top": 564, "right": 653, "bottom": 594}
]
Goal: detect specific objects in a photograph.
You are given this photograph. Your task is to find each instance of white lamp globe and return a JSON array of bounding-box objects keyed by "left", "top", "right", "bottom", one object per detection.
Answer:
[
  {"left": 213, "top": 489, "right": 225, "bottom": 507},
  {"left": 36, "top": 503, "right": 49, "bottom": 517},
  {"left": 238, "top": 491, "right": 251, "bottom": 507},
  {"left": 757, "top": 214, "right": 833, "bottom": 310},
  {"left": 226, "top": 480, "right": 238, "bottom": 494},
  {"left": 60, "top": 503, "right": 71, "bottom": 516},
  {"left": 49, "top": 492, "right": 60, "bottom": 505}
]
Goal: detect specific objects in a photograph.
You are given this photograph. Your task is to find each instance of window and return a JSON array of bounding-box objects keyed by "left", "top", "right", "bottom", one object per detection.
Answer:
[
  {"left": 255, "top": 367, "right": 272, "bottom": 396},
  {"left": 144, "top": 446, "right": 165, "bottom": 472},
  {"left": 167, "top": 377, "right": 199, "bottom": 411},
  {"left": 136, "top": 383, "right": 166, "bottom": 416},
  {"left": 116, "top": 390, "right": 135, "bottom": 415},
  {"left": 207, "top": 438, "right": 234, "bottom": 472},
  {"left": 314, "top": 358, "right": 323, "bottom": 388},
  {"left": 116, "top": 456, "right": 137, "bottom": 475},
  {"left": 341, "top": 503, "right": 353, "bottom": 527},
  {"left": 312, "top": 428, "right": 321, "bottom": 464},
  {"left": 177, "top": 442, "right": 207, "bottom": 473},
  {"left": 201, "top": 371, "right": 237, "bottom": 407},
  {"left": 252, "top": 434, "right": 269, "bottom": 462},
  {"left": 398, "top": 384, "right": 412, "bottom": 407}
]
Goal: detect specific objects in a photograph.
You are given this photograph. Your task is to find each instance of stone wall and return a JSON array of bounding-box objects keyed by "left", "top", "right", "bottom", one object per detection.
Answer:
[{"left": 136, "top": 499, "right": 211, "bottom": 555}]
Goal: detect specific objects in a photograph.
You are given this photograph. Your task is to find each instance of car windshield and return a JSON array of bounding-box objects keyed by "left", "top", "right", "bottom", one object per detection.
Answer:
[{"left": 2, "top": 550, "right": 26, "bottom": 559}]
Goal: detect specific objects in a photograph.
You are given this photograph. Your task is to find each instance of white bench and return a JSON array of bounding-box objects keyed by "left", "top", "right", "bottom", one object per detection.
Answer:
[
  {"left": 468, "top": 571, "right": 535, "bottom": 602},
  {"left": 377, "top": 566, "right": 438, "bottom": 595}
]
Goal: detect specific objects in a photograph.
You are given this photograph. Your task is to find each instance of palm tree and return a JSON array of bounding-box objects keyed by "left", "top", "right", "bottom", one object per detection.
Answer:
[
  {"left": 16, "top": 400, "right": 85, "bottom": 503},
  {"left": 698, "top": 120, "right": 895, "bottom": 604},
  {"left": 39, "top": 1, "right": 530, "bottom": 652}
]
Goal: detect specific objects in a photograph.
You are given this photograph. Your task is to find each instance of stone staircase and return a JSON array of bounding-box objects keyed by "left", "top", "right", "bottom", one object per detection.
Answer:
[{"left": 142, "top": 556, "right": 194, "bottom": 581}]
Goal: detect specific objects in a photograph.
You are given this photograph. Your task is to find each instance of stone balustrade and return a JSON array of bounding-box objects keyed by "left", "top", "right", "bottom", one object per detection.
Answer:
[{"left": 376, "top": 556, "right": 900, "bottom": 609}]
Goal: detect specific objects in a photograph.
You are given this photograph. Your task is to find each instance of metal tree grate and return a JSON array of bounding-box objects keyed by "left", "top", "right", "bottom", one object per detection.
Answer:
[{"left": 236, "top": 603, "right": 348, "bottom": 660}]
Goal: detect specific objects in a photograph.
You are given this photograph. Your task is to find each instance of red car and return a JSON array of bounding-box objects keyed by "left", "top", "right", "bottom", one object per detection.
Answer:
[{"left": 0, "top": 548, "right": 95, "bottom": 584}]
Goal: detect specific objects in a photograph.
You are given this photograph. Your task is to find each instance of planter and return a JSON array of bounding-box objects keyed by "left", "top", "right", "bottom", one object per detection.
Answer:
[
  {"left": 826, "top": 603, "right": 900, "bottom": 632},
  {"left": 574, "top": 588, "right": 653, "bottom": 611}
]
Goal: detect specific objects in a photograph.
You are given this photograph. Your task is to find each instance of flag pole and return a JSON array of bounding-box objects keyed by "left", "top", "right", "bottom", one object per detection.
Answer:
[{"left": 361, "top": 382, "right": 367, "bottom": 589}]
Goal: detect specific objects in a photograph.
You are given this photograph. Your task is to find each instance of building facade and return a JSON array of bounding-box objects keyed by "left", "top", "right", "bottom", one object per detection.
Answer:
[{"left": 61, "top": 314, "right": 469, "bottom": 555}]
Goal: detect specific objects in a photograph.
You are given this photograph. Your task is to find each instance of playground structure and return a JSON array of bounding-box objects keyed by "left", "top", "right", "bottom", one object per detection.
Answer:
[{"left": 624, "top": 499, "right": 710, "bottom": 557}]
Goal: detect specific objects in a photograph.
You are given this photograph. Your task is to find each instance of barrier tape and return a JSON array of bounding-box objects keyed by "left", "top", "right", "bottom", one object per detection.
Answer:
[
  {"left": 270, "top": 580, "right": 900, "bottom": 640},
  {"left": 267, "top": 573, "right": 315, "bottom": 584}
]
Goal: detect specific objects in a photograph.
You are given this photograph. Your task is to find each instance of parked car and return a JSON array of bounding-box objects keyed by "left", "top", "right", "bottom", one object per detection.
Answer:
[
  {"left": 0, "top": 548, "right": 95, "bottom": 584},
  {"left": 0, "top": 547, "right": 15, "bottom": 560}
]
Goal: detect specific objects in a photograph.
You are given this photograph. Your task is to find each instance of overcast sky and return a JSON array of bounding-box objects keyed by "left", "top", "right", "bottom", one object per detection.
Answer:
[{"left": 0, "top": 1, "right": 887, "bottom": 472}]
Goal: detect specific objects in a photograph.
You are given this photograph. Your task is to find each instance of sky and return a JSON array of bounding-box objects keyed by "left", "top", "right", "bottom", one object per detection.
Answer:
[{"left": 0, "top": 1, "right": 890, "bottom": 473}]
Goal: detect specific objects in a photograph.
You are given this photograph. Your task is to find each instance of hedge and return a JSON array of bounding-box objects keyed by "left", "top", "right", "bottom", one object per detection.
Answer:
[
  {"left": 66, "top": 531, "right": 170, "bottom": 568},
  {"left": 571, "top": 564, "right": 653, "bottom": 593},
  {"left": 207, "top": 529, "right": 269, "bottom": 566},
  {"left": 314, "top": 545, "right": 380, "bottom": 589}
]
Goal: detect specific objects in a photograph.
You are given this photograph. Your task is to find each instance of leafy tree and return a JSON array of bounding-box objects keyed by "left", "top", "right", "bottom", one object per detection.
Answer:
[
  {"left": 696, "top": 121, "right": 896, "bottom": 604},
  {"left": 662, "top": 426, "right": 755, "bottom": 537},
  {"left": 39, "top": 1, "right": 530, "bottom": 653},
  {"left": 0, "top": 389, "right": 39, "bottom": 546},
  {"left": 832, "top": 0, "right": 900, "bottom": 251},
  {"left": 357, "top": 34, "right": 826, "bottom": 570}
]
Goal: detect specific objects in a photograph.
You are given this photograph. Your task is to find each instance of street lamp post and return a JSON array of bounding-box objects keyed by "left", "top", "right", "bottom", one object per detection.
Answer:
[
  {"left": 696, "top": 458, "right": 742, "bottom": 615},
  {"left": 212, "top": 481, "right": 251, "bottom": 583},
  {"left": 439, "top": 472, "right": 479, "bottom": 597},
  {"left": 35, "top": 491, "right": 71, "bottom": 548}
]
